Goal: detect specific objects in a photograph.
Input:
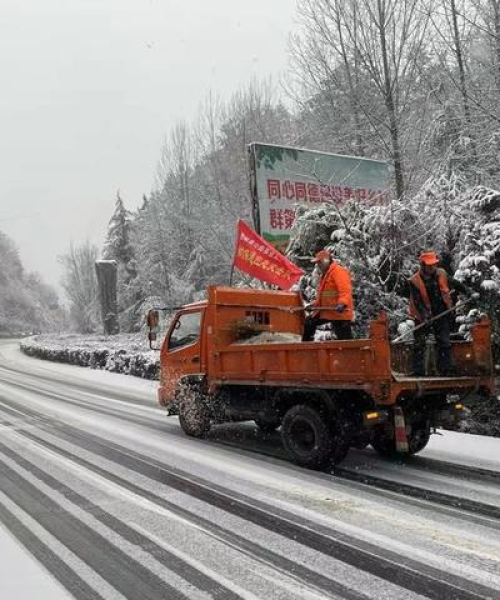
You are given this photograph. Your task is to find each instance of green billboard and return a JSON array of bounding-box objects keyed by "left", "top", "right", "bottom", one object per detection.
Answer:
[{"left": 248, "top": 142, "right": 391, "bottom": 251}]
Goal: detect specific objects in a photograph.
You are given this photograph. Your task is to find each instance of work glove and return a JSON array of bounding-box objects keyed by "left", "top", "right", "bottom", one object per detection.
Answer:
[
  {"left": 334, "top": 304, "right": 347, "bottom": 313},
  {"left": 303, "top": 302, "right": 313, "bottom": 313}
]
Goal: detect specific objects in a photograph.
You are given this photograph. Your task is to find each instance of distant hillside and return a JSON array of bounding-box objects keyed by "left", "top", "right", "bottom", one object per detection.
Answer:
[{"left": 0, "top": 230, "right": 65, "bottom": 334}]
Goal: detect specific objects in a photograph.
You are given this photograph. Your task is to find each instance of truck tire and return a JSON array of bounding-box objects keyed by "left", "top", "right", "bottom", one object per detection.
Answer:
[
  {"left": 281, "top": 405, "right": 334, "bottom": 470},
  {"left": 370, "top": 432, "right": 398, "bottom": 458},
  {"left": 408, "top": 424, "right": 431, "bottom": 455},
  {"left": 254, "top": 418, "right": 281, "bottom": 434},
  {"left": 178, "top": 382, "right": 211, "bottom": 438},
  {"left": 372, "top": 423, "right": 431, "bottom": 458}
]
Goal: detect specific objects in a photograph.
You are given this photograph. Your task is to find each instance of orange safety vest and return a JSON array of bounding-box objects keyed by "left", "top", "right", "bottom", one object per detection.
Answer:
[
  {"left": 314, "top": 262, "right": 354, "bottom": 321},
  {"left": 409, "top": 268, "right": 452, "bottom": 321}
]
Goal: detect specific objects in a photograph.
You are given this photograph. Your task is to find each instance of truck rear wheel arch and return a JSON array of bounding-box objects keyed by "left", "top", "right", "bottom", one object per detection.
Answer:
[{"left": 274, "top": 389, "right": 341, "bottom": 421}]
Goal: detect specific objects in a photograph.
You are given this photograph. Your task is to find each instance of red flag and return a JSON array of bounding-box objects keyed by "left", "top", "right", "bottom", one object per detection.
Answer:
[{"left": 232, "top": 220, "right": 303, "bottom": 290}]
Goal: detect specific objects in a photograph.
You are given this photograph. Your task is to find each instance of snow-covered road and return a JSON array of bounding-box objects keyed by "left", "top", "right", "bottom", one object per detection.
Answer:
[{"left": 1, "top": 339, "right": 500, "bottom": 600}]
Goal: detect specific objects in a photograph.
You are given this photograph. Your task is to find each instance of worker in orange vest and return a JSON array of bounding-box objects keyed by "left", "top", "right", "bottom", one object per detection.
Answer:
[
  {"left": 409, "top": 250, "right": 470, "bottom": 376},
  {"left": 302, "top": 249, "right": 354, "bottom": 341}
]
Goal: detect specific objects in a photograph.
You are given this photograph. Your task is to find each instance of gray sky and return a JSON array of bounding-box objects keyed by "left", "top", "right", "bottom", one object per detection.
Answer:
[{"left": 0, "top": 0, "right": 296, "bottom": 289}]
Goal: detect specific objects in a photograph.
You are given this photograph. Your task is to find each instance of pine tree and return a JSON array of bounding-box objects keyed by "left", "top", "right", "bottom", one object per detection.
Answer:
[
  {"left": 103, "top": 191, "right": 135, "bottom": 271},
  {"left": 102, "top": 192, "right": 139, "bottom": 331}
]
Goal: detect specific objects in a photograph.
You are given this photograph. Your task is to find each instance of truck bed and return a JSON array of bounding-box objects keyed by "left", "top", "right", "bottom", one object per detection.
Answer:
[
  {"left": 196, "top": 287, "right": 494, "bottom": 406},
  {"left": 208, "top": 329, "right": 493, "bottom": 405}
]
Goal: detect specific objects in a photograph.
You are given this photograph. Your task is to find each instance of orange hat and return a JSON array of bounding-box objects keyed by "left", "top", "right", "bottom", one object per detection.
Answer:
[
  {"left": 419, "top": 251, "right": 439, "bottom": 266},
  {"left": 312, "top": 249, "right": 331, "bottom": 263}
]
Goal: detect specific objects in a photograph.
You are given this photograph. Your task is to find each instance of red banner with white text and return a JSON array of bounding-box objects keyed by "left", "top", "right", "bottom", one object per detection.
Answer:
[{"left": 232, "top": 220, "right": 303, "bottom": 290}]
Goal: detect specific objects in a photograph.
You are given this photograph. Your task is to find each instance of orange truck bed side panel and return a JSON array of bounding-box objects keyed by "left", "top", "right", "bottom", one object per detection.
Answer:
[{"left": 203, "top": 287, "right": 392, "bottom": 401}]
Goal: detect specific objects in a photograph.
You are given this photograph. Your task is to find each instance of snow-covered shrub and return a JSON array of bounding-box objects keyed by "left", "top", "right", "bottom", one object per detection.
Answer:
[
  {"left": 287, "top": 200, "right": 413, "bottom": 334},
  {"left": 20, "top": 334, "right": 160, "bottom": 380},
  {"left": 455, "top": 186, "right": 500, "bottom": 353},
  {"left": 286, "top": 172, "right": 500, "bottom": 339},
  {"left": 460, "top": 395, "right": 500, "bottom": 437}
]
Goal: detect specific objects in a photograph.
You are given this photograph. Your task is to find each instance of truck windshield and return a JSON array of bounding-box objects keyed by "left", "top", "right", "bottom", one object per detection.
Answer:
[{"left": 168, "top": 311, "right": 202, "bottom": 350}]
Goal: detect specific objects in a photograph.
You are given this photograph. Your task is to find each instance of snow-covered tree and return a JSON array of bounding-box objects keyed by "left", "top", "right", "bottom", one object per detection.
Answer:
[
  {"left": 0, "top": 229, "right": 65, "bottom": 334},
  {"left": 59, "top": 241, "right": 100, "bottom": 334},
  {"left": 103, "top": 191, "right": 135, "bottom": 266},
  {"left": 291, "top": 0, "right": 433, "bottom": 198},
  {"left": 455, "top": 186, "right": 500, "bottom": 347},
  {"left": 103, "top": 192, "right": 140, "bottom": 331},
  {"left": 127, "top": 80, "right": 294, "bottom": 310}
]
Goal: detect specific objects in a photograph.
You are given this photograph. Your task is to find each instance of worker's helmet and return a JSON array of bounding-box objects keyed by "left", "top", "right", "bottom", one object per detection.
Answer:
[
  {"left": 419, "top": 250, "right": 439, "bottom": 266},
  {"left": 312, "top": 249, "right": 332, "bottom": 263}
]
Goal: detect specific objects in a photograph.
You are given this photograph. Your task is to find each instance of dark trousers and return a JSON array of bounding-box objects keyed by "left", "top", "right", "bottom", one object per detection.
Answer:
[
  {"left": 302, "top": 317, "right": 353, "bottom": 342},
  {"left": 412, "top": 317, "right": 452, "bottom": 376}
]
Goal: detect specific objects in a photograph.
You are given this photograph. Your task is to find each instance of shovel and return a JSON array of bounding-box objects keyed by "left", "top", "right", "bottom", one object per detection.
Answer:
[{"left": 392, "top": 296, "right": 477, "bottom": 344}]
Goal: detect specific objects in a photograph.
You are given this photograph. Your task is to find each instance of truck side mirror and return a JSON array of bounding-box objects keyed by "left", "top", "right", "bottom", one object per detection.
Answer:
[
  {"left": 147, "top": 309, "right": 159, "bottom": 329},
  {"left": 147, "top": 309, "right": 160, "bottom": 349}
]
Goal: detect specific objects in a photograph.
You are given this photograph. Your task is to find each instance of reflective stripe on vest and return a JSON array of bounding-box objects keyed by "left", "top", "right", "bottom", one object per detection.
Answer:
[
  {"left": 321, "top": 291, "right": 339, "bottom": 299},
  {"left": 409, "top": 268, "right": 451, "bottom": 320}
]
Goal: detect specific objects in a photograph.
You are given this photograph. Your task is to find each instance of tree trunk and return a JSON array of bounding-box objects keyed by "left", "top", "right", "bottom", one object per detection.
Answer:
[
  {"left": 377, "top": 0, "right": 405, "bottom": 199},
  {"left": 335, "top": 0, "right": 366, "bottom": 156},
  {"left": 95, "top": 260, "right": 119, "bottom": 335},
  {"left": 450, "top": 0, "right": 476, "bottom": 155},
  {"left": 491, "top": 0, "right": 500, "bottom": 91}
]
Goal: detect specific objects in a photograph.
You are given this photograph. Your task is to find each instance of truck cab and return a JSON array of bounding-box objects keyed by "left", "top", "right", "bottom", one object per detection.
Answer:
[{"left": 158, "top": 301, "right": 207, "bottom": 407}]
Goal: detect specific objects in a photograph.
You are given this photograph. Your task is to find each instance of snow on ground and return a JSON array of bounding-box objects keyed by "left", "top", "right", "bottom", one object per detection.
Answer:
[
  {"left": 424, "top": 429, "right": 500, "bottom": 470},
  {"left": 0, "top": 521, "right": 73, "bottom": 599},
  {"left": 19, "top": 333, "right": 159, "bottom": 380},
  {"left": 3, "top": 345, "right": 500, "bottom": 597}
]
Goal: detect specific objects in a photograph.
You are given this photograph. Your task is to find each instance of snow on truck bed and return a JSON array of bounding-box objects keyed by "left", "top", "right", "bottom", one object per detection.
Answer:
[{"left": 234, "top": 332, "right": 302, "bottom": 344}]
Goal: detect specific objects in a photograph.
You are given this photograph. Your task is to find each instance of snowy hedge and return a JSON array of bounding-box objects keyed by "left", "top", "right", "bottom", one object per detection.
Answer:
[{"left": 20, "top": 334, "right": 159, "bottom": 380}]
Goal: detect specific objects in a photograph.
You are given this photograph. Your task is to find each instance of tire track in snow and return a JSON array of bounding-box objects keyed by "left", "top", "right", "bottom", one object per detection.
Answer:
[
  {"left": 0, "top": 393, "right": 497, "bottom": 600},
  {"left": 0, "top": 448, "right": 194, "bottom": 600},
  {"left": 0, "top": 438, "right": 251, "bottom": 600},
  {"left": 0, "top": 403, "right": 371, "bottom": 600},
  {"left": 0, "top": 498, "right": 105, "bottom": 600}
]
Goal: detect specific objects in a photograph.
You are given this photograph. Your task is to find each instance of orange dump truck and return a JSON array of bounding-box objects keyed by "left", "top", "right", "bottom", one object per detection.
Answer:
[{"left": 147, "top": 286, "right": 494, "bottom": 469}]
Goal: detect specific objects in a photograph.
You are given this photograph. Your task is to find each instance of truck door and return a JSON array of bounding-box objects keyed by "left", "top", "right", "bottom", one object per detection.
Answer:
[{"left": 161, "top": 309, "right": 204, "bottom": 401}]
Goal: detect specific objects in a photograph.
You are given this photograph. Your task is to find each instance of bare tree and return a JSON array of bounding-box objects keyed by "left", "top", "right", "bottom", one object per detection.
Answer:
[
  {"left": 289, "top": 0, "right": 367, "bottom": 155},
  {"left": 59, "top": 241, "right": 100, "bottom": 333},
  {"left": 462, "top": 0, "right": 500, "bottom": 89},
  {"left": 292, "top": 0, "right": 432, "bottom": 199},
  {"left": 429, "top": 0, "right": 478, "bottom": 156}
]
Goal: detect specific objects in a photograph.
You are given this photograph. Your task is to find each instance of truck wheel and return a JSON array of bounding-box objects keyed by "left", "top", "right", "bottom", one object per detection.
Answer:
[
  {"left": 255, "top": 419, "right": 281, "bottom": 434},
  {"left": 281, "top": 405, "right": 333, "bottom": 470},
  {"left": 178, "top": 383, "right": 211, "bottom": 438},
  {"left": 408, "top": 424, "right": 431, "bottom": 455},
  {"left": 371, "top": 432, "right": 398, "bottom": 458}
]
